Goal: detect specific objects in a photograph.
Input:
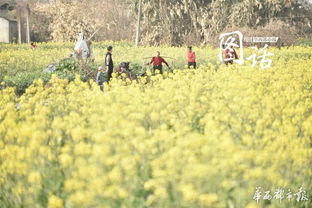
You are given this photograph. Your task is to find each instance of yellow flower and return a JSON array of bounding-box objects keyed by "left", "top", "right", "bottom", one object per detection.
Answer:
[
  {"left": 28, "top": 171, "right": 42, "bottom": 185},
  {"left": 0, "top": 44, "right": 311, "bottom": 208},
  {"left": 199, "top": 194, "right": 218, "bottom": 206},
  {"left": 59, "top": 153, "right": 73, "bottom": 166},
  {"left": 48, "top": 195, "right": 63, "bottom": 208}
]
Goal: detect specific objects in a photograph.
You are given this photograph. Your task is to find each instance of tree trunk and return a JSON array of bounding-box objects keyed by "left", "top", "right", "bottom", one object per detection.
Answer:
[{"left": 135, "top": 0, "right": 142, "bottom": 47}]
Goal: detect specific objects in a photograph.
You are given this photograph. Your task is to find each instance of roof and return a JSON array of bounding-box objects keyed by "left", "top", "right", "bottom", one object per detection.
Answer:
[
  {"left": 0, "top": 0, "right": 16, "bottom": 11},
  {"left": 0, "top": 5, "right": 14, "bottom": 14},
  {"left": 0, "top": 0, "right": 20, "bottom": 22},
  {"left": 0, "top": 0, "right": 15, "bottom": 5},
  {"left": 0, "top": 15, "right": 16, "bottom": 22}
]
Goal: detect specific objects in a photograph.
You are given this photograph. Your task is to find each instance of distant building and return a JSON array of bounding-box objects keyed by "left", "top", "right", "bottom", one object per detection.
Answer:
[
  {"left": 0, "top": 16, "right": 17, "bottom": 43},
  {"left": 0, "top": 0, "right": 30, "bottom": 43}
]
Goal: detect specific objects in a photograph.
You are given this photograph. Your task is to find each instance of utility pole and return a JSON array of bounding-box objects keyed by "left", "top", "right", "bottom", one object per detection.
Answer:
[
  {"left": 135, "top": 0, "right": 142, "bottom": 47},
  {"left": 17, "top": 14, "right": 21, "bottom": 44},
  {"left": 26, "top": 4, "right": 30, "bottom": 43}
]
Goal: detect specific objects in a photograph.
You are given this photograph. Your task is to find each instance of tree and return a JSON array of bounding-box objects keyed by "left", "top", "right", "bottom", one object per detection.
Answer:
[
  {"left": 136, "top": 0, "right": 312, "bottom": 46},
  {"left": 27, "top": 0, "right": 312, "bottom": 44},
  {"left": 33, "top": 0, "right": 134, "bottom": 42}
]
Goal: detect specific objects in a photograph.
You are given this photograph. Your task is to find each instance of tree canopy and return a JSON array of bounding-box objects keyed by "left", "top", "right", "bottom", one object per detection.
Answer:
[{"left": 27, "top": 0, "right": 312, "bottom": 45}]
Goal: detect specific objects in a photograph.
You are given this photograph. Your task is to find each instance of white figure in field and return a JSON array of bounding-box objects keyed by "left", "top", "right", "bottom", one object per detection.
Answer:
[
  {"left": 219, "top": 31, "right": 244, "bottom": 65},
  {"left": 73, "top": 32, "right": 95, "bottom": 64},
  {"left": 74, "top": 32, "right": 89, "bottom": 60},
  {"left": 246, "top": 44, "right": 274, "bottom": 69}
]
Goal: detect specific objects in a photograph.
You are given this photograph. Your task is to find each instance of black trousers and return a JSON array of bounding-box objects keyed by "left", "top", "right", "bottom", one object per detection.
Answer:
[
  {"left": 152, "top": 65, "right": 163, "bottom": 74},
  {"left": 224, "top": 60, "right": 233, "bottom": 65},
  {"left": 188, "top": 62, "right": 196, "bottom": 69},
  {"left": 99, "top": 84, "right": 104, "bottom": 91},
  {"left": 106, "top": 67, "right": 114, "bottom": 81}
]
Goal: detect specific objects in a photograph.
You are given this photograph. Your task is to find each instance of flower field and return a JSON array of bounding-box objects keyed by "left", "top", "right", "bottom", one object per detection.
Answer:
[{"left": 0, "top": 43, "right": 311, "bottom": 208}]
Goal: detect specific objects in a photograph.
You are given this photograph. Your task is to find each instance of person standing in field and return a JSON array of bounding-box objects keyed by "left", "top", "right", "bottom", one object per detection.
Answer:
[
  {"left": 105, "top": 46, "right": 114, "bottom": 82},
  {"left": 147, "top": 51, "right": 170, "bottom": 75},
  {"left": 30, "top": 42, "right": 37, "bottom": 50},
  {"left": 224, "top": 45, "right": 238, "bottom": 65},
  {"left": 96, "top": 66, "right": 105, "bottom": 91},
  {"left": 187, "top": 46, "right": 196, "bottom": 69}
]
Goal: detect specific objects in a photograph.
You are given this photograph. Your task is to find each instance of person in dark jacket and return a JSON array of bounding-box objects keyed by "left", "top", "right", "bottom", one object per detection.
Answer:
[
  {"left": 105, "top": 46, "right": 114, "bottom": 82},
  {"left": 96, "top": 66, "right": 105, "bottom": 91}
]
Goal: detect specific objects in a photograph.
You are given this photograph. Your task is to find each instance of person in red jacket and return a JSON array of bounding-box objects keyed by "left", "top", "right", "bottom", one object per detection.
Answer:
[
  {"left": 147, "top": 51, "right": 170, "bottom": 75},
  {"left": 187, "top": 46, "right": 196, "bottom": 69},
  {"left": 224, "top": 45, "right": 238, "bottom": 65}
]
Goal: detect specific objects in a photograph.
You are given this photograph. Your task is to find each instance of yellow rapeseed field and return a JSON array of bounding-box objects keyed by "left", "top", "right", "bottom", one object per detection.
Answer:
[{"left": 0, "top": 43, "right": 311, "bottom": 208}]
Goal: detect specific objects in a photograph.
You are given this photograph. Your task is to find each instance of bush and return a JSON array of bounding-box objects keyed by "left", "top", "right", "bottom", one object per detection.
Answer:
[
  {"left": 2, "top": 57, "right": 97, "bottom": 95},
  {"left": 3, "top": 72, "right": 51, "bottom": 95},
  {"left": 55, "top": 57, "right": 80, "bottom": 72},
  {"left": 295, "top": 37, "right": 312, "bottom": 46}
]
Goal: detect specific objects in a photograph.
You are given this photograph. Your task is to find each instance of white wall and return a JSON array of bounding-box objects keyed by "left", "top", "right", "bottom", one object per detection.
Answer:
[{"left": 0, "top": 17, "right": 9, "bottom": 43}]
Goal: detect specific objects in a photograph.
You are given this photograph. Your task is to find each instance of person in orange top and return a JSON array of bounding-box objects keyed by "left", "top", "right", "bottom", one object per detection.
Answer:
[{"left": 187, "top": 46, "right": 196, "bottom": 69}]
